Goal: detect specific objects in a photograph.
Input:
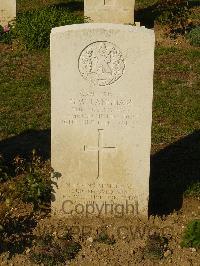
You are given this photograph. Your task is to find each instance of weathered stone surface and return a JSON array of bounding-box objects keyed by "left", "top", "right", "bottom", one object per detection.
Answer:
[
  {"left": 51, "top": 23, "right": 155, "bottom": 217},
  {"left": 0, "top": 0, "right": 16, "bottom": 26},
  {"left": 84, "top": 0, "right": 135, "bottom": 24}
]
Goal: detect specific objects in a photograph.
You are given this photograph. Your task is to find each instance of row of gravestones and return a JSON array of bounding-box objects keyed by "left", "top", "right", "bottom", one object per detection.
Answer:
[
  {"left": 0, "top": 0, "right": 136, "bottom": 25},
  {"left": 1, "top": 0, "right": 155, "bottom": 217}
]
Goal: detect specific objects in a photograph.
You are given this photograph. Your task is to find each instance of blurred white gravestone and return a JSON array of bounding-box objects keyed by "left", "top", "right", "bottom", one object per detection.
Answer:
[
  {"left": 84, "top": 0, "right": 135, "bottom": 24},
  {"left": 51, "top": 23, "right": 155, "bottom": 217},
  {"left": 0, "top": 0, "right": 16, "bottom": 26}
]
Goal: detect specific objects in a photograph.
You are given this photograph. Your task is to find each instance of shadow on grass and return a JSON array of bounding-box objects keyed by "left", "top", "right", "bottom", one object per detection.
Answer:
[
  {"left": 52, "top": 1, "right": 84, "bottom": 12},
  {"left": 0, "top": 129, "right": 50, "bottom": 164},
  {"left": 149, "top": 130, "right": 200, "bottom": 216},
  {"left": 135, "top": 4, "right": 158, "bottom": 28},
  {"left": 187, "top": 0, "right": 200, "bottom": 8},
  {"left": 135, "top": 0, "right": 200, "bottom": 28},
  {"left": 0, "top": 129, "right": 199, "bottom": 216}
]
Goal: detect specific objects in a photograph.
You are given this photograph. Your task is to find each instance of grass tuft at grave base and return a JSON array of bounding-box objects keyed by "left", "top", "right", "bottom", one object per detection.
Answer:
[{"left": 0, "top": 0, "right": 200, "bottom": 264}]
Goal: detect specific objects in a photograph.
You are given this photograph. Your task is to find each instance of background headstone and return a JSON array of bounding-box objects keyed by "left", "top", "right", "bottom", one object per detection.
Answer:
[
  {"left": 84, "top": 0, "right": 135, "bottom": 24},
  {"left": 0, "top": 0, "right": 16, "bottom": 26},
  {"left": 51, "top": 24, "right": 155, "bottom": 217}
]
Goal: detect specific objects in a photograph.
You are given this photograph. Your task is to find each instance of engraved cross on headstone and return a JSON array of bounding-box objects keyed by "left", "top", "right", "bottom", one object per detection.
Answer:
[{"left": 84, "top": 129, "right": 116, "bottom": 179}]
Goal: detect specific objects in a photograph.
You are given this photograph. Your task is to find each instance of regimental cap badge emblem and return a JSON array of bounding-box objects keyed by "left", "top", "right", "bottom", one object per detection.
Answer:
[{"left": 78, "top": 41, "right": 125, "bottom": 86}]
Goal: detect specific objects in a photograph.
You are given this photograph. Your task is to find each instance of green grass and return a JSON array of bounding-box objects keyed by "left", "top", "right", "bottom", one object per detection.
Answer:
[
  {"left": 186, "top": 49, "right": 200, "bottom": 59},
  {"left": 135, "top": 0, "right": 159, "bottom": 9},
  {"left": 187, "top": 26, "right": 200, "bottom": 47},
  {"left": 181, "top": 220, "right": 200, "bottom": 249},
  {"left": 185, "top": 182, "right": 200, "bottom": 198},
  {"left": 0, "top": 48, "right": 50, "bottom": 139},
  {"left": 17, "top": 0, "right": 83, "bottom": 12},
  {"left": 152, "top": 46, "right": 200, "bottom": 146},
  {"left": 0, "top": 78, "right": 50, "bottom": 139}
]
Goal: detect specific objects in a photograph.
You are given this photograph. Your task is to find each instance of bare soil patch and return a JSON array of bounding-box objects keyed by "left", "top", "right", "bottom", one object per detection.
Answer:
[{"left": 0, "top": 198, "right": 199, "bottom": 265}]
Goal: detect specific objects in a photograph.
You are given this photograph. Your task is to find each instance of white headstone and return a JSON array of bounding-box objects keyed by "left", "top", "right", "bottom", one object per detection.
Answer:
[
  {"left": 0, "top": 0, "right": 16, "bottom": 27},
  {"left": 51, "top": 24, "right": 155, "bottom": 217},
  {"left": 84, "top": 0, "right": 135, "bottom": 24}
]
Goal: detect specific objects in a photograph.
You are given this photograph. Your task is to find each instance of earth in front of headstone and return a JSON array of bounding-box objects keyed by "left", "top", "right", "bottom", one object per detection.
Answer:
[{"left": 78, "top": 41, "right": 125, "bottom": 86}]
